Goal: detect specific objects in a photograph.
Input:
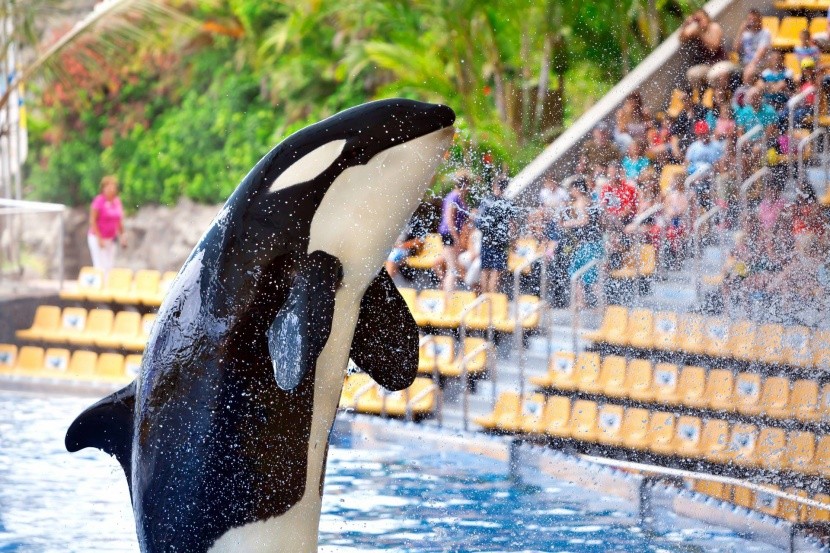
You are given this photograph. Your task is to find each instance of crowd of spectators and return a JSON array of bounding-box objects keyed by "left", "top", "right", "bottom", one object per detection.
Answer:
[{"left": 389, "top": 6, "right": 830, "bottom": 326}]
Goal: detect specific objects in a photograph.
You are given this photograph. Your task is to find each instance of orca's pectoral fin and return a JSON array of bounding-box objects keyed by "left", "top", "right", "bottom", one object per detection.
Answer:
[
  {"left": 268, "top": 250, "right": 343, "bottom": 391},
  {"left": 66, "top": 381, "right": 136, "bottom": 489},
  {"left": 350, "top": 268, "right": 418, "bottom": 391}
]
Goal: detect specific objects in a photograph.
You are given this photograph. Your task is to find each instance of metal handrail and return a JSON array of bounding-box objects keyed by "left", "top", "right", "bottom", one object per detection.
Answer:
[
  {"left": 736, "top": 124, "right": 763, "bottom": 183},
  {"left": 692, "top": 205, "right": 723, "bottom": 301},
  {"left": 512, "top": 253, "right": 546, "bottom": 352},
  {"left": 348, "top": 381, "right": 377, "bottom": 412},
  {"left": 739, "top": 166, "right": 769, "bottom": 216},
  {"left": 514, "top": 301, "right": 547, "bottom": 400},
  {"left": 788, "top": 85, "right": 815, "bottom": 185},
  {"left": 0, "top": 198, "right": 66, "bottom": 289},
  {"left": 404, "top": 383, "right": 438, "bottom": 422},
  {"left": 797, "top": 128, "right": 824, "bottom": 187},
  {"left": 683, "top": 165, "right": 713, "bottom": 193},
  {"left": 418, "top": 335, "right": 444, "bottom": 427},
  {"left": 628, "top": 203, "right": 663, "bottom": 228},
  {"left": 570, "top": 257, "right": 602, "bottom": 354},
  {"left": 458, "top": 294, "right": 494, "bottom": 431}
]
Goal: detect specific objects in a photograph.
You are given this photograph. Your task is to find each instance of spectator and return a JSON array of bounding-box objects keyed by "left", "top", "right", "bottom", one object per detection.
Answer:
[
  {"left": 710, "top": 98, "right": 737, "bottom": 141},
  {"left": 539, "top": 175, "right": 568, "bottom": 210},
  {"left": 475, "top": 176, "right": 517, "bottom": 294},
  {"left": 601, "top": 161, "right": 639, "bottom": 226},
  {"left": 685, "top": 120, "right": 724, "bottom": 176},
  {"left": 669, "top": 91, "right": 707, "bottom": 152},
  {"left": 663, "top": 173, "right": 691, "bottom": 263},
  {"left": 614, "top": 92, "right": 651, "bottom": 152},
  {"left": 680, "top": 9, "right": 733, "bottom": 95},
  {"left": 792, "top": 58, "right": 817, "bottom": 128},
  {"left": 385, "top": 216, "right": 427, "bottom": 282},
  {"left": 647, "top": 113, "right": 683, "bottom": 164},
  {"left": 759, "top": 50, "right": 794, "bottom": 109},
  {"left": 88, "top": 175, "right": 126, "bottom": 277},
  {"left": 758, "top": 179, "right": 787, "bottom": 232},
  {"left": 734, "top": 9, "right": 771, "bottom": 83},
  {"left": 562, "top": 176, "right": 604, "bottom": 307},
  {"left": 622, "top": 141, "right": 651, "bottom": 180},
  {"left": 734, "top": 86, "right": 778, "bottom": 133},
  {"left": 458, "top": 228, "right": 482, "bottom": 292},
  {"left": 794, "top": 29, "right": 820, "bottom": 65},
  {"left": 438, "top": 171, "right": 471, "bottom": 292},
  {"left": 579, "top": 123, "right": 621, "bottom": 175}
]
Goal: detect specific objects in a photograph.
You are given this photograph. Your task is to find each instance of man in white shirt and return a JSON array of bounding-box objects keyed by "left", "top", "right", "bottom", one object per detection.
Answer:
[{"left": 733, "top": 9, "right": 771, "bottom": 83}]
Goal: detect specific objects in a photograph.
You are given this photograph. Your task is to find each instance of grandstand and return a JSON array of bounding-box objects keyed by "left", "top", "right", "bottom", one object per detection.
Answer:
[{"left": 6, "top": 0, "right": 830, "bottom": 547}]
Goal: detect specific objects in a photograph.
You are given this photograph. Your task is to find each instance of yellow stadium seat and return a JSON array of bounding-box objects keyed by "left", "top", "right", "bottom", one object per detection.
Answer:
[
  {"left": 811, "top": 436, "right": 830, "bottom": 478},
  {"left": 15, "top": 346, "right": 44, "bottom": 372},
  {"left": 521, "top": 395, "right": 557, "bottom": 434},
  {"left": 96, "top": 353, "right": 126, "bottom": 380},
  {"left": 785, "top": 53, "right": 802, "bottom": 81},
  {"left": 499, "top": 295, "right": 542, "bottom": 332},
  {"left": 123, "top": 314, "right": 156, "bottom": 351},
  {"left": 532, "top": 351, "right": 577, "bottom": 390},
  {"left": 474, "top": 391, "right": 520, "bottom": 430},
  {"left": 773, "top": 17, "right": 808, "bottom": 49},
  {"left": 398, "top": 287, "right": 417, "bottom": 313},
  {"left": 754, "top": 427, "right": 787, "bottom": 470},
  {"left": 786, "top": 431, "right": 816, "bottom": 474},
  {"left": 595, "top": 404, "right": 625, "bottom": 446},
  {"left": 813, "top": 330, "right": 830, "bottom": 370},
  {"left": 733, "top": 486, "right": 755, "bottom": 509},
  {"left": 760, "top": 377, "right": 791, "bottom": 419},
  {"left": 598, "top": 355, "right": 628, "bottom": 398},
  {"left": 678, "top": 314, "right": 706, "bottom": 355},
  {"left": 735, "top": 372, "right": 763, "bottom": 415},
  {"left": 96, "top": 311, "right": 142, "bottom": 349},
  {"left": 659, "top": 163, "right": 686, "bottom": 192},
  {"left": 406, "top": 233, "right": 443, "bottom": 270},
  {"left": 763, "top": 16, "right": 780, "bottom": 37},
  {"left": 0, "top": 344, "right": 17, "bottom": 372},
  {"left": 573, "top": 352, "right": 602, "bottom": 393},
  {"left": 353, "top": 384, "right": 385, "bottom": 415},
  {"left": 781, "top": 488, "right": 806, "bottom": 523},
  {"left": 124, "top": 354, "right": 143, "bottom": 378},
  {"left": 809, "top": 494, "right": 830, "bottom": 522},
  {"left": 59, "top": 266, "right": 103, "bottom": 301},
  {"left": 692, "top": 479, "right": 729, "bottom": 502},
  {"left": 652, "top": 312, "right": 679, "bottom": 351},
  {"left": 791, "top": 380, "right": 820, "bottom": 422},
  {"left": 42, "top": 348, "right": 70, "bottom": 375},
  {"left": 504, "top": 393, "right": 546, "bottom": 433},
  {"left": 625, "top": 359, "right": 654, "bottom": 402},
  {"left": 627, "top": 309, "right": 654, "bottom": 349},
  {"left": 86, "top": 268, "right": 134, "bottom": 303},
  {"left": 783, "top": 326, "right": 812, "bottom": 367},
  {"left": 50, "top": 308, "right": 88, "bottom": 344},
  {"left": 638, "top": 244, "right": 657, "bottom": 278},
  {"left": 468, "top": 293, "right": 509, "bottom": 331},
  {"left": 584, "top": 305, "right": 627, "bottom": 345},
  {"left": 440, "top": 337, "right": 488, "bottom": 377},
  {"left": 822, "top": 383, "right": 830, "bottom": 423},
  {"left": 339, "top": 373, "right": 373, "bottom": 409},
  {"left": 705, "top": 369, "right": 735, "bottom": 411},
  {"left": 66, "top": 350, "right": 97, "bottom": 378},
  {"left": 648, "top": 411, "right": 676, "bottom": 456},
  {"left": 143, "top": 271, "right": 178, "bottom": 307},
  {"left": 413, "top": 289, "right": 447, "bottom": 327},
  {"left": 507, "top": 237, "right": 540, "bottom": 274},
  {"left": 700, "top": 419, "right": 730, "bottom": 463},
  {"left": 729, "top": 321, "right": 757, "bottom": 361},
  {"left": 544, "top": 395, "right": 573, "bottom": 437},
  {"left": 372, "top": 379, "right": 435, "bottom": 417},
  {"left": 15, "top": 305, "right": 61, "bottom": 341},
  {"left": 755, "top": 324, "right": 784, "bottom": 365},
  {"left": 570, "top": 400, "right": 599, "bottom": 442},
  {"left": 811, "top": 16, "right": 828, "bottom": 36},
  {"left": 664, "top": 365, "right": 706, "bottom": 407},
  {"left": 433, "top": 290, "right": 477, "bottom": 329},
  {"left": 418, "top": 335, "right": 455, "bottom": 375},
  {"left": 652, "top": 363, "right": 679, "bottom": 404},
  {"left": 671, "top": 416, "right": 703, "bottom": 458},
  {"left": 728, "top": 424, "right": 759, "bottom": 467},
  {"left": 620, "top": 408, "right": 651, "bottom": 450},
  {"left": 703, "top": 317, "right": 730, "bottom": 358},
  {"left": 114, "top": 269, "right": 160, "bottom": 305},
  {"left": 755, "top": 487, "right": 781, "bottom": 518},
  {"left": 68, "top": 308, "right": 114, "bottom": 347}
]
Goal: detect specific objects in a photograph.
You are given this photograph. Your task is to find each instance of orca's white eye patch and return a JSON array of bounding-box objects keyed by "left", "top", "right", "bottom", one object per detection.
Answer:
[{"left": 269, "top": 139, "right": 346, "bottom": 192}]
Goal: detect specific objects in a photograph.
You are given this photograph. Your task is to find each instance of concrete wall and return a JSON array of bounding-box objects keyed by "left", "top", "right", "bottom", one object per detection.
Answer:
[{"left": 506, "top": 0, "right": 768, "bottom": 203}]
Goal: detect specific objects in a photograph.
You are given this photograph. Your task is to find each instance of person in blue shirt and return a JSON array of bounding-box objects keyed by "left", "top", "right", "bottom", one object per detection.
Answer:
[
  {"left": 621, "top": 141, "right": 651, "bottom": 180},
  {"left": 734, "top": 87, "right": 778, "bottom": 133},
  {"left": 759, "top": 50, "right": 794, "bottom": 109},
  {"left": 685, "top": 120, "right": 724, "bottom": 209}
]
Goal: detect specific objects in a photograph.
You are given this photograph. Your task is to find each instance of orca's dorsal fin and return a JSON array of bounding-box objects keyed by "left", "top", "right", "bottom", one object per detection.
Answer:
[
  {"left": 350, "top": 268, "right": 418, "bottom": 391},
  {"left": 66, "top": 381, "right": 136, "bottom": 491}
]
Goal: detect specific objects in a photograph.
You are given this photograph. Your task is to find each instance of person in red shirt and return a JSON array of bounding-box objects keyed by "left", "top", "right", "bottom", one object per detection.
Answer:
[{"left": 601, "top": 161, "right": 638, "bottom": 225}]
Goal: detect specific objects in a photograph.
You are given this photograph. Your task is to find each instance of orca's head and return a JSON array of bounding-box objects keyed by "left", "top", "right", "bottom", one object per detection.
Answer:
[{"left": 238, "top": 98, "right": 456, "bottom": 292}]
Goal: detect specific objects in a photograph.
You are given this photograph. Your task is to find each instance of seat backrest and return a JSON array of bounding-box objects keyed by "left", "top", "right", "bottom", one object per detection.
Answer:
[
  {"left": 462, "top": 337, "right": 488, "bottom": 370},
  {"left": 728, "top": 320, "right": 756, "bottom": 360},
  {"left": 729, "top": 424, "right": 759, "bottom": 460},
  {"left": 85, "top": 309, "right": 114, "bottom": 334},
  {"left": 678, "top": 314, "right": 705, "bottom": 353},
  {"left": 549, "top": 351, "right": 576, "bottom": 376},
  {"left": 96, "top": 353, "right": 125, "bottom": 378},
  {"left": 76, "top": 266, "right": 103, "bottom": 290},
  {"left": 421, "top": 336, "right": 455, "bottom": 365},
  {"left": 700, "top": 419, "right": 729, "bottom": 450},
  {"left": 704, "top": 316, "right": 730, "bottom": 356},
  {"left": 597, "top": 404, "right": 624, "bottom": 439},
  {"left": 601, "top": 306, "right": 628, "bottom": 333},
  {"left": 783, "top": 325, "right": 812, "bottom": 366},
  {"left": 16, "top": 346, "right": 44, "bottom": 371},
  {"left": 760, "top": 376, "right": 790, "bottom": 409},
  {"left": 0, "top": 344, "right": 17, "bottom": 368},
  {"left": 600, "top": 355, "right": 626, "bottom": 384},
  {"left": 417, "top": 290, "right": 446, "bottom": 315},
  {"left": 675, "top": 416, "right": 702, "bottom": 447},
  {"left": 68, "top": 350, "right": 98, "bottom": 376},
  {"left": 653, "top": 363, "right": 678, "bottom": 394},
  {"left": 494, "top": 392, "right": 521, "bottom": 418},
  {"left": 44, "top": 348, "right": 70, "bottom": 372},
  {"left": 813, "top": 330, "right": 830, "bottom": 370},
  {"left": 105, "top": 268, "right": 134, "bottom": 291},
  {"left": 124, "top": 354, "right": 143, "bottom": 378},
  {"left": 571, "top": 400, "right": 598, "bottom": 430},
  {"left": 786, "top": 431, "right": 816, "bottom": 470},
  {"left": 628, "top": 309, "right": 653, "bottom": 338},
  {"left": 762, "top": 16, "right": 779, "bottom": 36},
  {"left": 398, "top": 287, "right": 417, "bottom": 310},
  {"left": 140, "top": 314, "right": 157, "bottom": 336},
  {"left": 544, "top": 396, "right": 571, "bottom": 424},
  {"left": 621, "top": 408, "right": 650, "bottom": 436},
  {"left": 706, "top": 369, "right": 734, "bottom": 404},
  {"left": 755, "top": 324, "right": 784, "bottom": 363},
  {"left": 811, "top": 17, "right": 828, "bottom": 35},
  {"left": 30, "top": 305, "right": 62, "bottom": 329},
  {"left": 61, "top": 307, "right": 88, "bottom": 333},
  {"left": 626, "top": 359, "right": 652, "bottom": 389},
  {"left": 735, "top": 372, "right": 762, "bottom": 403},
  {"left": 522, "top": 394, "right": 547, "bottom": 422},
  {"left": 733, "top": 486, "right": 755, "bottom": 509},
  {"left": 638, "top": 244, "right": 656, "bottom": 275},
  {"left": 575, "top": 352, "right": 601, "bottom": 380},
  {"left": 133, "top": 269, "right": 161, "bottom": 293},
  {"left": 112, "top": 311, "right": 142, "bottom": 335},
  {"left": 447, "top": 290, "right": 477, "bottom": 316},
  {"left": 756, "top": 427, "right": 787, "bottom": 468},
  {"left": 652, "top": 312, "right": 679, "bottom": 349},
  {"left": 791, "top": 380, "right": 818, "bottom": 411},
  {"left": 648, "top": 411, "right": 675, "bottom": 445},
  {"left": 779, "top": 16, "right": 808, "bottom": 38},
  {"left": 678, "top": 366, "right": 706, "bottom": 399}
]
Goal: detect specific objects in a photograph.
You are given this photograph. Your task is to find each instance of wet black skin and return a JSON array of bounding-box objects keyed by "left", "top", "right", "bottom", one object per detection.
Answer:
[{"left": 65, "top": 99, "right": 455, "bottom": 552}]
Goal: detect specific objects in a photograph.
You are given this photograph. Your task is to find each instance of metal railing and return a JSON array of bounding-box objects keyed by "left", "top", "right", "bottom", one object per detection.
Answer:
[
  {"left": 683, "top": 165, "right": 713, "bottom": 195},
  {"left": 512, "top": 254, "right": 547, "bottom": 355},
  {"left": 796, "top": 128, "right": 826, "bottom": 195},
  {"left": 787, "top": 85, "right": 815, "bottom": 185},
  {"left": 418, "top": 335, "right": 444, "bottom": 427},
  {"left": 736, "top": 124, "right": 763, "bottom": 184},
  {"left": 0, "top": 198, "right": 66, "bottom": 288},
  {"left": 458, "top": 294, "right": 495, "bottom": 431},
  {"left": 739, "top": 166, "right": 769, "bottom": 216},
  {"left": 692, "top": 205, "right": 722, "bottom": 301},
  {"left": 570, "top": 257, "right": 602, "bottom": 355}
]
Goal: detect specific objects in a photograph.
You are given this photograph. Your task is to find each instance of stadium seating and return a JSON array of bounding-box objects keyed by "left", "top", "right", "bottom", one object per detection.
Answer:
[
  {"left": 143, "top": 271, "right": 177, "bottom": 307},
  {"left": 95, "top": 311, "right": 141, "bottom": 349},
  {"left": 124, "top": 354, "right": 143, "bottom": 377},
  {"left": 115, "top": 269, "right": 160, "bottom": 305},
  {"left": 545, "top": 395, "right": 574, "bottom": 437},
  {"left": 507, "top": 237, "right": 540, "bottom": 274},
  {"left": 584, "top": 305, "right": 628, "bottom": 345},
  {"left": 772, "top": 16, "right": 807, "bottom": 49},
  {"left": 405, "top": 233, "right": 443, "bottom": 270},
  {"left": 59, "top": 267, "right": 104, "bottom": 301},
  {"left": 69, "top": 309, "right": 114, "bottom": 347},
  {"left": 339, "top": 374, "right": 436, "bottom": 417},
  {"left": 609, "top": 244, "right": 657, "bottom": 281},
  {"left": 474, "top": 391, "right": 521, "bottom": 430},
  {"left": 15, "top": 306, "right": 61, "bottom": 341}
]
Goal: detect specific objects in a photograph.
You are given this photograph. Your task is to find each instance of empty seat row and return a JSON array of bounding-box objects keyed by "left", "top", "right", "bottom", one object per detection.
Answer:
[
  {"left": 16, "top": 306, "right": 155, "bottom": 350},
  {"left": 587, "top": 306, "right": 830, "bottom": 368},
  {"left": 533, "top": 352, "right": 828, "bottom": 422},
  {"left": 400, "top": 289, "right": 541, "bottom": 332},
  {"left": 609, "top": 244, "right": 657, "bottom": 280},
  {"left": 339, "top": 373, "right": 436, "bottom": 417},
  {"left": 477, "top": 393, "right": 830, "bottom": 476},
  {"left": 771, "top": 1, "right": 830, "bottom": 14},
  {"left": 0, "top": 344, "right": 140, "bottom": 381},
  {"left": 760, "top": 15, "right": 827, "bottom": 48},
  {"left": 60, "top": 266, "right": 176, "bottom": 306},
  {"left": 692, "top": 479, "right": 830, "bottom": 524},
  {"left": 418, "top": 335, "right": 489, "bottom": 377}
]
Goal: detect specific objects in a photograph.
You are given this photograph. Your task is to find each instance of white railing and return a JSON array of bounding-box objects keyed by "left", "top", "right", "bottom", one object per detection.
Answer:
[
  {"left": 736, "top": 124, "right": 764, "bottom": 184},
  {"left": 797, "top": 128, "right": 825, "bottom": 190},
  {"left": 0, "top": 198, "right": 66, "bottom": 288},
  {"left": 570, "top": 257, "right": 602, "bottom": 355},
  {"left": 458, "top": 294, "right": 494, "bottom": 431},
  {"left": 739, "top": 167, "right": 769, "bottom": 216},
  {"left": 692, "top": 206, "right": 723, "bottom": 301},
  {"left": 787, "top": 85, "right": 815, "bottom": 185}
]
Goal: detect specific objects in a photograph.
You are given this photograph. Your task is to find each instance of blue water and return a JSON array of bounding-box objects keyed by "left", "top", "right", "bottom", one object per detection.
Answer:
[{"left": 0, "top": 393, "right": 782, "bottom": 552}]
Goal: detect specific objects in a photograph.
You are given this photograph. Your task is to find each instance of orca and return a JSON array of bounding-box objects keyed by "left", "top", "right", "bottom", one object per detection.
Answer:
[{"left": 65, "top": 99, "right": 456, "bottom": 552}]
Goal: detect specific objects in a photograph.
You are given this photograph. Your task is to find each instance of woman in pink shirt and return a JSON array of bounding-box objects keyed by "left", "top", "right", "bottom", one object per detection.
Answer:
[{"left": 88, "top": 175, "right": 126, "bottom": 276}]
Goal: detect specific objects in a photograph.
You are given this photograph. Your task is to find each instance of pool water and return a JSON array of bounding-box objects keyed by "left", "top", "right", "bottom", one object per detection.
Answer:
[{"left": 0, "top": 393, "right": 782, "bottom": 552}]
